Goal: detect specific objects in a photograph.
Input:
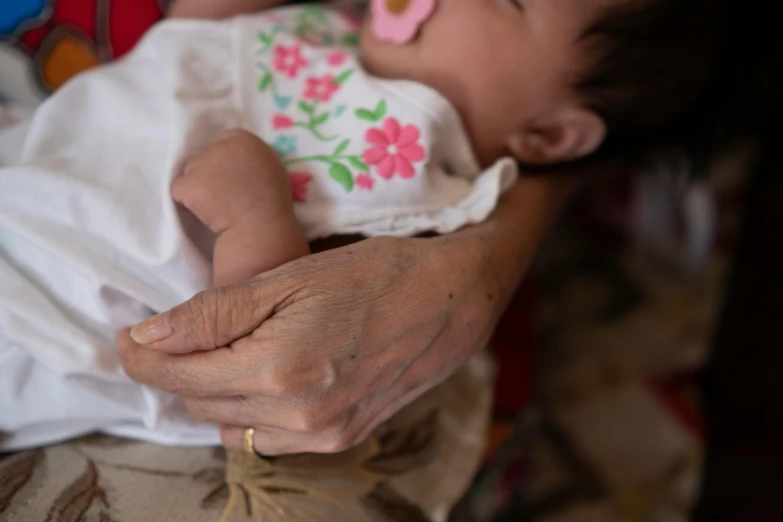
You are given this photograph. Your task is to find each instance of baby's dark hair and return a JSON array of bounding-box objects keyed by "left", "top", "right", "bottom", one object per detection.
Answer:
[{"left": 560, "top": 0, "right": 730, "bottom": 174}]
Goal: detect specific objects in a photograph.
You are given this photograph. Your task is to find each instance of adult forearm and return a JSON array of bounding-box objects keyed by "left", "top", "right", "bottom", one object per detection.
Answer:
[{"left": 447, "top": 176, "right": 576, "bottom": 312}]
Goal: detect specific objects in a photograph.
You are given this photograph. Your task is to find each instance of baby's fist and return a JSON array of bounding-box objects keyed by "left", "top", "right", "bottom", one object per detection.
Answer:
[{"left": 172, "top": 129, "right": 293, "bottom": 233}]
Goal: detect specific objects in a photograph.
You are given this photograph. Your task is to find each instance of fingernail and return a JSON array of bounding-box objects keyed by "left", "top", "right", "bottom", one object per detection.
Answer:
[{"left": 130, "top": 316, "right": 172, "bottom": 344}]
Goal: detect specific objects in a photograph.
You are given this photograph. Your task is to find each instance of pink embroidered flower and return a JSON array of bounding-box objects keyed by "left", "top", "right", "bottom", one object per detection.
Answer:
[
  {"left": 272, "top": 114, "right": 294, "bottom": 130},
  {"left": 273, "top": 45, "right": 308, "bottom": 78},
  {"left": 355, "top": 173, "right": 375, "bottom": 191},
  {"left": 370, "top": 0, "right": 436, "bottom": 44},
  {"left": 303, "top": 75, "right": 340, "bottom": 102},
  {"left": 327, "top": 51, "right": 348, "bottom": 67},
  {"left": 290, "top": 172, "right": 312, "bottom": 202},
  {"left": 362, "top": 118, "right": 425, "bottom": 179}
]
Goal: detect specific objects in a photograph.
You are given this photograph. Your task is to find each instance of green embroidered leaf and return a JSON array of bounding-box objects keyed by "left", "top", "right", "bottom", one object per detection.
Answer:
[
  {"left": 258, "top": 73, "right": 272, "bottom": 92},
  {"left": 329, "top": 163, "right": 354, "bottom": 192},
  {"left": 354, "top": 99, "right": 388, "bottom": 123},
  {"left": 313, "top": 113, "right": 329, "bottom": 126},
  {"left": 333, "top": 69, "right": 355, "bottom": 85},
  {"left": 257, "top": 32, "right": 271, "bottom": 45},
  {"left": 314, "top": 10, "right": 328, "bottom": 24},
  {"left": 295, "top": 24, "right": 317, "bottom": 39},
  {"left": 342, "top": 33, "right": 359, "bottom": 47},
  {"left": 334, "top": 139, "right": 351, "bottom": 156},
  {"left": 348, "top": 156, "right": 369, "bottom": 171},
  {"left": 355, "top": 108, "right": 375, "bottom": 121},
  {"left": 373, "top": 99, "right": 388, "bottom": 120},
  {"left": 298, "top": 101, "right": 314, "bottom": 115}
]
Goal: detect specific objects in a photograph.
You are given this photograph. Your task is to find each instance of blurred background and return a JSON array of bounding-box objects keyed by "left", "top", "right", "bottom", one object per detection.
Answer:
[{"left": 452, "top": 143, "right": 754, "bottom": 522}]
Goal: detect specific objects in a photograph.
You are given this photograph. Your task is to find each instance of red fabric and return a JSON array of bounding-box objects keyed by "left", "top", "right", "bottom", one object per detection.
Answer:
[
  {"left": 649, "top": 372, "right": 706, "bottom": 440},
  {"left": 491, "top": 279, "right": 538, "bottom": 416},
  {"left": 52, "top": 0, "right": 98, "bottom": 37},
  {"left": 108, "top": 0, "right": 164, "bottom": 58}
]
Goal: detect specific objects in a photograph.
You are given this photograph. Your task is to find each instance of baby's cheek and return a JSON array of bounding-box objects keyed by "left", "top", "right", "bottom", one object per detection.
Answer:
[{"left": 357, "top": 24, "right": 391, "bottom": 76}]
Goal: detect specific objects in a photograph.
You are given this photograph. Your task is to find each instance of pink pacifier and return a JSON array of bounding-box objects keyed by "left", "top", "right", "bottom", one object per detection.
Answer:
[{"left": 370, "top": 0, "right": 437, "bottom": 44}]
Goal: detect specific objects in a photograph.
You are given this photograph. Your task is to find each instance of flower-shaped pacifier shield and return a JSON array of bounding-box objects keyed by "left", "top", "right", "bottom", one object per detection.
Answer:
[{"left": 371, "top": 0, "right": 436, "bottom": 44}]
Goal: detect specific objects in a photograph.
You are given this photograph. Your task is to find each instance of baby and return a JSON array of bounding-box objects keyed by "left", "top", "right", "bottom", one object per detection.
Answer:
[{"left": 0, "top": 0, "right": 721, "bottom": 454}]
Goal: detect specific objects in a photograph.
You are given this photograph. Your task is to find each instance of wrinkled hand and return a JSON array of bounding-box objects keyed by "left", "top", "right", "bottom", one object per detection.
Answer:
[
  {"left": 118, "top": 234, "right": 506, "bottom": 454},
  {"left": 119, "top": 171, "right": 570, "bottom": 454}
]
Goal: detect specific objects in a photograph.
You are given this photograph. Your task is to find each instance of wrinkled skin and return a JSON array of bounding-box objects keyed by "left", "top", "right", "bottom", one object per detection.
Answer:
[{"left": 119, "top": 175, "right": 573, "bottom": 454}]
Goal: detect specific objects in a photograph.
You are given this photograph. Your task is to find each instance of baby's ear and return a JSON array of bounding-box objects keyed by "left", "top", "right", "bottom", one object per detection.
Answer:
[{"left": 505, "top": 108, "right": 606, "bottom": 165}]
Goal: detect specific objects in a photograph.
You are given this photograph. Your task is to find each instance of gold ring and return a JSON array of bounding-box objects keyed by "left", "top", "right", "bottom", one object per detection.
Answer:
[{"left": 242, "top": 427, "right": 256, "bottom": 455}]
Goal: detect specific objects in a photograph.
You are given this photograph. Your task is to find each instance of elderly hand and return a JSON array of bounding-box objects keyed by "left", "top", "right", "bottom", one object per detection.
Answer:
[{"left": 118, "top": 176, "right": 571, "bottom": 454}]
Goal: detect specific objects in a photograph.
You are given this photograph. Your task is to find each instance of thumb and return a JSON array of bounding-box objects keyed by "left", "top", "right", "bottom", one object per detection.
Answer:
[{"left": 129, "top": 279, "right": 276, "bottom": 353}]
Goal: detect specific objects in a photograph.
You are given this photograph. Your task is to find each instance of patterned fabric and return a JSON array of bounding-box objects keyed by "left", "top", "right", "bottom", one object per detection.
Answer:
[
  {"left": 1, "top": 350, "right": 495, "bottom": 522},
  {"left": 231, "top": 5, "right": 516, "bottom": 239}
]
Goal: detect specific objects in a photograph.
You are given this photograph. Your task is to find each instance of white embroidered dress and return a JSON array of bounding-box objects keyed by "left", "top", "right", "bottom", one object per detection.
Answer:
[{"left": 0, "top": 5, "right": 516, "bottom": 450}]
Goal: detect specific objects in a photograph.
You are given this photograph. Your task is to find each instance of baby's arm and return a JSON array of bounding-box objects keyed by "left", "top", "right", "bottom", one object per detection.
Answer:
[
  {"left": 168, "top": 0, "right": 288, "bottom": 19},
  {"left": 172, "top": 130, "right": 309, "bottom": 288}
]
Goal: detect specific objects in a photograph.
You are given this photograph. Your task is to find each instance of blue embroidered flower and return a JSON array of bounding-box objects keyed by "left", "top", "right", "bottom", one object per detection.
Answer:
[{"left": 273, "top": 134, "right": 298, "bottom": 157}]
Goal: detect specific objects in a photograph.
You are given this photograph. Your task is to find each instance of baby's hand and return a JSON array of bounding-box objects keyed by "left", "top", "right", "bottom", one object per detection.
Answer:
[
  {"left": 173, "top": 129, "right": 308, "bottom": 287},
  {"left": 173, "top": 130, "right": 293, "bottom": 235}
]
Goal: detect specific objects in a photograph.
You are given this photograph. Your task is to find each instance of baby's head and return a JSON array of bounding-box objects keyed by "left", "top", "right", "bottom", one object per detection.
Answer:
[{"left": 360, "top": 0, "right": 724, "bottom": 168}]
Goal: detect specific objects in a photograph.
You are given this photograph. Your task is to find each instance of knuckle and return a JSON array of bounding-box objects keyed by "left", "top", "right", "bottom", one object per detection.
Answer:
[
  {"left": 120, "top": 354, "right": 143, "bottom": 382},
  {"left": 184, "top": 400, "right": 210, "bottom": 422},
  {"left": 315, "top": 431, "right": 353, "bottom": 454},
  {"left": 223, "top": 128, "right": 255, "bottom": 143},
  {"left": 176, "top": 177, "right": 209, "bottom": 207},
  {"left": 159, "top": 360, "right": 188, "bottom": 394},
  {"left": 256, "top": 364, "right": 328, "bottom": 401},
  {"left": 220, "top": 425, "right": 241, "bottom": 451},
  {"left": 290, "top": 406, "right": 333, "bottom": 434},
  {"left": 309, "top": 365, "right": 338, "bottom": 395},
  {"left": 219, "top": 424, "right": 234, "bottom": 439},
  {"left": 170, "top": 175, "right": 189, "bottom": 203},
  {"left": 226, "top": 129, "right": 265, "bottom": 155},
  {"left": 259, "top": 368, "right": 295, "bottom": 398},
  {"left": 187, "top": 290, "right": 222, "bottom": 348},
  {"left": 181, "top": 155, "right": 205, "bottom": 177},
  {"left": 219, "top": 128, "right": 247, "bottom": 141}
]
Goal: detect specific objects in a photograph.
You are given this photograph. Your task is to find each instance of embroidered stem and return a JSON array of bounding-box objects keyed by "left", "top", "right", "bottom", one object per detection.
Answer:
[
  {"left": 283, "top": 154, "right": 355, "bottom": 167},
  {"left": 256, "top": 26, "right": 284, "bottom": 55},
  {"left": 295, "top": 100, "right": 339, "bottom": 141},
  {"left": 284, "top": 151, "right": 367, "bottom": 193},
  {"left": 294, "top": 122, "right": 337, "bottom": 141}
]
